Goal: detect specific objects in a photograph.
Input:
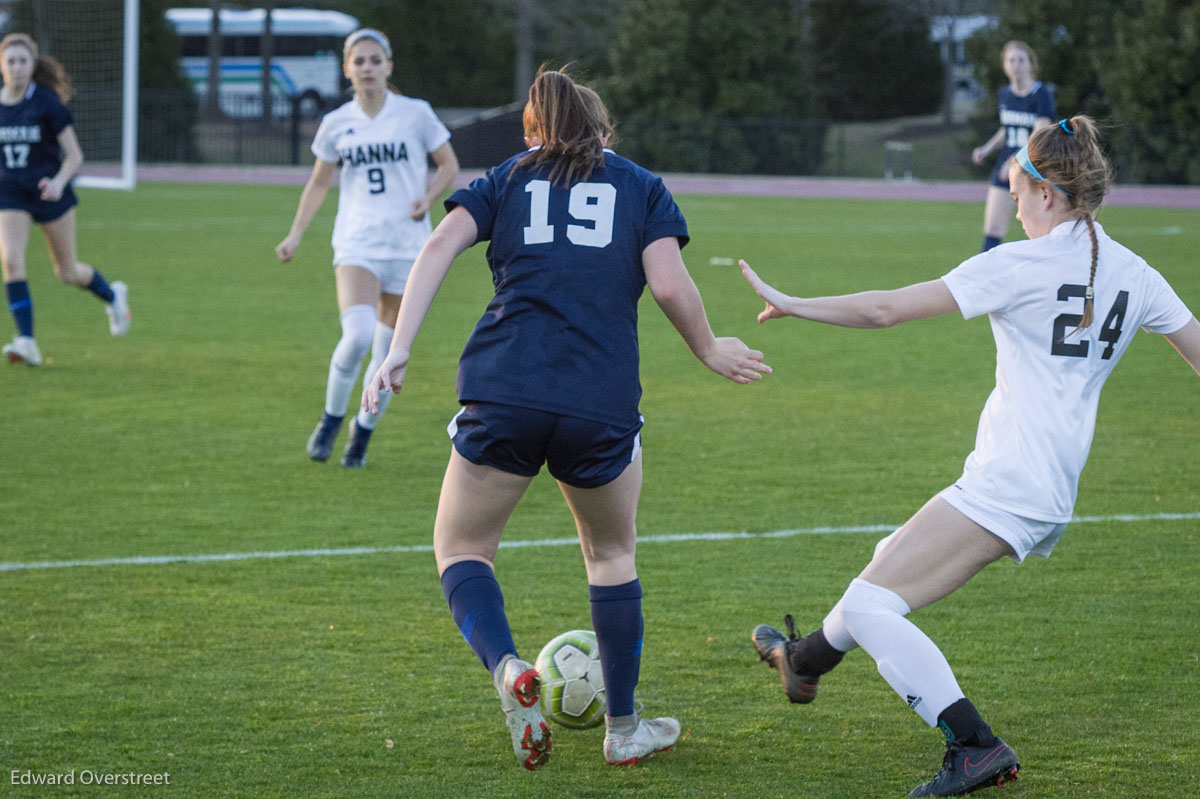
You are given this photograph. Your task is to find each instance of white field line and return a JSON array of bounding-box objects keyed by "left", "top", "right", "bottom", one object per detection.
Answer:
[{"left": 2, "top": 512, "right": 1197, "bottom": 573}]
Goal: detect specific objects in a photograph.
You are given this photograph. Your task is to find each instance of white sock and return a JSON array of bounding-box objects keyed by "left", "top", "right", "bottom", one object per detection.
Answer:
[
  {"left": 839, "top": 578, "right": 964, "bottom": 727},
  {"left": 821, "top": 597, "right": 859, "bottom": 653},
  {"left": 356, "top": 321, "right": 395, "bottom": 430},
  {"left": 325, "top": 305, "right": 376, "bottom": 417}
]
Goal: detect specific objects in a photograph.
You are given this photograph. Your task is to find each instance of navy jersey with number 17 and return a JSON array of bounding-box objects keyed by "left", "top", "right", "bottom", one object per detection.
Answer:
[
  {"left": 0, "top": 83, "right": 72, "bottom": 191},
  {"left": 446, "top": 149, "right": 689, "bottom": 427}
]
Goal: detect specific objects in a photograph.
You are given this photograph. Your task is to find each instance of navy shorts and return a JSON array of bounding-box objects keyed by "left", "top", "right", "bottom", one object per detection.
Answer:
[
  {"left": 0, "top": 181, "right": 78, "bottom": 223},
  {"left": 448, "top": 402, "right": 643, "bottom": 489},
  {"left": 989, "top": 154, "right": 1014, "bottom": 189}
]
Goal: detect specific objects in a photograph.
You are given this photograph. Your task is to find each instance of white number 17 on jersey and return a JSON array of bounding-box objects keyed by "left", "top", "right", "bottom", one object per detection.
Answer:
[{"left": 523, "top": 179, "right": 616, "bottom": 248}]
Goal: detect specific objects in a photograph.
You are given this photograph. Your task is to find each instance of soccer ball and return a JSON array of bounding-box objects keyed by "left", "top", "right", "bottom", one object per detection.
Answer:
[{"left": 535, "top": 629, "right": 606, "bottom": 729}]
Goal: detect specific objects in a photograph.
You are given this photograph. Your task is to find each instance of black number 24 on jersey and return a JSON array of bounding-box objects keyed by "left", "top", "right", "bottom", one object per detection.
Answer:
[{"left": 1051, "top": 283, "right": 1128, "bottom": 359}]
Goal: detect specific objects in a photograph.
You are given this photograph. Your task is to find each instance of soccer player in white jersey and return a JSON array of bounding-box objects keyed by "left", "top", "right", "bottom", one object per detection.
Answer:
[
  {"left": 276, "top": 28, "right": 459, "bottom": 468},
  {"left": 741, "top": 115, "right": 1200, "bottom": 797},
  {"left": 363, "top": 67, "right": 770, "bottom": 770}
]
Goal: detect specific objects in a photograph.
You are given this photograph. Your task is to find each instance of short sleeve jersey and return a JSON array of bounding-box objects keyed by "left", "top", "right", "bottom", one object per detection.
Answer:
[
  {"left": 446, "top": 149, "right": 689, "bottom": 427},
  {"left": 995, "top": 82, "right": 1056, "bottom": 165},
  {"left": 941, "top": 221, "right": 1193, "bottom": 521},
  {"left": 311, "top": 92, "right": 451, "bottom": 261},
  {"left": 0, "top": 83, "right": 72, "bottom": 191}
]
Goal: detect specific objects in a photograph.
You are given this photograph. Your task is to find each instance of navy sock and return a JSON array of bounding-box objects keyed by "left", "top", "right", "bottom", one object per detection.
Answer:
[
  {"left": 440, "top": 560, "right": 517, "bottom": 673},
  {"left": 5, "top": 280, "right": 33, "bottom": 337},
  {"left": 589, "top": 579, "right": 643, "bottom": 718},
  {"left": 85, "top": 270, "right": 115, "bottom": 303},
  {"left": 981, "top": 235, "right": 1002, "bottom": 252}
]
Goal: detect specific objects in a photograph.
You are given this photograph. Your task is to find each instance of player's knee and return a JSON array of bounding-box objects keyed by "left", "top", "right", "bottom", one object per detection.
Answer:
[
  {"left": 335, "top": 305, "right": 377, "bottom": 365},
  {"left": 838, "top": 578, "right": 911, "bottom": 637}
]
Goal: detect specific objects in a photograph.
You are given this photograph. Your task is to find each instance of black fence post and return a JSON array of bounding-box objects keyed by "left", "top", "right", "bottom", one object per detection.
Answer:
[{"left": 291, "top": 95, "right": 302, "bottom": 166}]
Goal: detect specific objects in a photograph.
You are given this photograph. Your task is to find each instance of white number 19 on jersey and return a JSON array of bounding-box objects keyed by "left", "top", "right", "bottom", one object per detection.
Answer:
[{"left": 523, "top": 179, "right": 616, "bottom": 248}]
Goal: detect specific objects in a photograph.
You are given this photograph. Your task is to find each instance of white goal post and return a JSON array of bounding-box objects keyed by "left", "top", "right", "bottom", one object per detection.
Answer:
[
  {"left": 3, "top": 0, "right": 139, "bottom": 189},
  {"left": 76, "top": 0, "right": 138, "bottom": 190}
]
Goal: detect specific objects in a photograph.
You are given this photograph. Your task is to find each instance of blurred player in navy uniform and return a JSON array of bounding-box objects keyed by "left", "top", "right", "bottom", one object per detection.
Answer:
[
  {"left": 363, "top": 67, "right": 770, "bottom": 770},
  {"left": 971, "top": 41, "right": 1055, "bottom": 252},
  {"left": 743, "top": 116, "right": 1199, "bottom": 797},
  {"left": 276, "top": 29, "right": 459, "bottom": 467},
  {"left": 0, "top": 33, "right": 129, "bottom": 366}
]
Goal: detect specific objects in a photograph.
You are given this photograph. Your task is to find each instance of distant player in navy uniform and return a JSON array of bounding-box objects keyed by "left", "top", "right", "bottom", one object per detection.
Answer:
[
  {"left": 971, "top": 41, "right": 1055, "bottom": 252},
  {"left": 276, "top": 29, "right": 459, "bottom": 467},
  {"left": 743, "top": 116, "right": 1198, "bottom": 797},
  {"left": 0, "top": 33, "right": 130, "bottom": 367},
  {"left": 362, "top": 67, "right": 771, "bottom": 770}
]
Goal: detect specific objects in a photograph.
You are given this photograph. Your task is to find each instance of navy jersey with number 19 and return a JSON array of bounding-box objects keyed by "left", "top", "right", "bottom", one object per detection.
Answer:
[{"left": 447, "top": 149, "right": 689, "bottom": 427}]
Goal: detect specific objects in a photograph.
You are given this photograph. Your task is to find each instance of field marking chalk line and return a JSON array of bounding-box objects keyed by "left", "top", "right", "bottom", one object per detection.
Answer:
[{"left": 2, "top": 512, "right": 1196, "bottom": 573}]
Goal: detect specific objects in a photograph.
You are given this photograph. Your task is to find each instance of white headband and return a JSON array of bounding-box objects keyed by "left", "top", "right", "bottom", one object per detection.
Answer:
[{"left": 344, "top": 29, "right": 391, "bottom": 59}]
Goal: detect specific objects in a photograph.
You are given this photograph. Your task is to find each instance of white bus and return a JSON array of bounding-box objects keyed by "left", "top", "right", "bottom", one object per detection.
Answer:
[{"left": 165, "top": 7, "right": 359, "bottom": 117}]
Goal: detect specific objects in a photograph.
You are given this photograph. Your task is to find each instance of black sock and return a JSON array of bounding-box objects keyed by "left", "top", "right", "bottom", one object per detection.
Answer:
[
  {"left": 786, "top": 628, "right": 845, "bottom": 675},
  {"left": 937, "top": 698, "right": 996, "bottom": 747}
]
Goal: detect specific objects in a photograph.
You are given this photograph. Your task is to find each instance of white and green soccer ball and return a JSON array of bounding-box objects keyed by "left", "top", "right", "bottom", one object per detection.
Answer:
[{"left": 535, "top": 629, "right": 606, "bottom": 729}]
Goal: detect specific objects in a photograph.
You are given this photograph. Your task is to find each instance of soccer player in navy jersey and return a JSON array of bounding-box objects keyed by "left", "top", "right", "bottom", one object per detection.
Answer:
[
  {"left": 0, "top": 33, "right": 129, "bottom": 367},
  {"left": 363, "top": 67, "right": 771, "bottom": 770},
  {"left": 971, "top": 41, "right": 1055, "bottom": 253},
  {"left": 276, "top": 29, "right": 459, "bottom": 468},
  {"left": 743, "top": 116, "right": 1199, "bottom": 797}
]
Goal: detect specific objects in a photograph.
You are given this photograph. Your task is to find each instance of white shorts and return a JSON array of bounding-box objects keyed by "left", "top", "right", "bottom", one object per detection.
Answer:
[
  {"left": 939, "top": 483, "right": 1068, "bottom": 563},
  {"left": 333, "top": 256, "right": 415, "bottom": 295}
]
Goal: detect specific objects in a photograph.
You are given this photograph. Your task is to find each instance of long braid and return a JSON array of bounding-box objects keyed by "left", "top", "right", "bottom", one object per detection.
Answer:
[{"left": 1080, "top": 215, "right": 1099, "bottom": 329}]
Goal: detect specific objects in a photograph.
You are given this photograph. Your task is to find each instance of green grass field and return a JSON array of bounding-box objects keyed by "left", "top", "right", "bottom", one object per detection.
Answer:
[{"left": 1, "top": 183, "right": 1197, "bottom": 798}]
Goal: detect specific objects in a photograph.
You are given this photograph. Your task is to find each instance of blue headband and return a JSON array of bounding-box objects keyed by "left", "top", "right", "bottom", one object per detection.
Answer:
[{"left": 1014, "top": 144, "right": 1073, "bottom": 196}]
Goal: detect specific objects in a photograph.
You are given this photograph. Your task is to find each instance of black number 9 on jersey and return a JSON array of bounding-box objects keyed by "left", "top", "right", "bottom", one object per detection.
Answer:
[{"left": 1051, "top": 283, "right": 1128, "bottom": 359}]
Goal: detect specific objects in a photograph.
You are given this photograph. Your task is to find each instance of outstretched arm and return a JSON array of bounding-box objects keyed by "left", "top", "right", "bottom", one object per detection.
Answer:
[
  {"left": 740, "top": 259, "right": 959, "bottom": 329},
  {"left": 1165, "top": 317, "right": 1200, "bottom": 376},
  {"left": 644, "top": 237, "right": 770, "bottom": 384},
  {"left": 362, "top": 205, "right": 478, "bottom": 411},
  {"left": 275, "top": 159, "right": 337, "bottom": 261}
]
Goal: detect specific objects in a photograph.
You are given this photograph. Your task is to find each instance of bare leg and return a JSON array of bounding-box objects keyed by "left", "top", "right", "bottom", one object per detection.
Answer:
[
  {"left": 434, "top": 447, "right": 533, "bottom": 573},
  {"left": 41, "top": 209, "right": 94, "bottom": 287},
  {"left": 0, "top": 210, "right": 32, "bottom": 283},
  {"left": 557, "top": 451, "right": 642, "bottom": 586},
  {"left": 982, "top": 186, "right": 1015, "bottom": 242}
]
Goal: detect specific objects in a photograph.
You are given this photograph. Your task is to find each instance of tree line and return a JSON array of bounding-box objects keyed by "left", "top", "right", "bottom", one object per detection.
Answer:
[{"left": 10, "top": 0, "right": 1195, "bottom": 183}]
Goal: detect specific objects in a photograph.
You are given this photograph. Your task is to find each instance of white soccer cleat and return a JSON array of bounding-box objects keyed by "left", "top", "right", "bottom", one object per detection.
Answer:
[
  {"left": 603, "top": 716, "right": 681, "bottom": 765},
  {"left": 106, "top": 280, "right": 130, "bottom": 337},
  {"left": 495, "top": 655, "right": 552, "bottom": 770},
  {"left": 3, "top": 335, "right": 43, "bottom": 366}
]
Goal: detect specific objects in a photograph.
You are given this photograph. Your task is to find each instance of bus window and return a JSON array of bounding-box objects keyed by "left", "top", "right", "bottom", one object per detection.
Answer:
[{"left": 165, "top": 7, "right": 359, "bottom": 117}]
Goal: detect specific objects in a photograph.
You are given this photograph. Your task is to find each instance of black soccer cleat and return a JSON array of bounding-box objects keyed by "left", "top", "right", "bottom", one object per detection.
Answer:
[
  {"left": 908, "top": 738, "right": 1020, "bottom": 797},
  {"left": 340, "top": 418, "right": 373, "bottom": 468},
  {"left": 306, "top": 414, "right": 343, "bottom": 462},
  {"left": 751, "top": 614, "right": 822, "bottom": 704}
]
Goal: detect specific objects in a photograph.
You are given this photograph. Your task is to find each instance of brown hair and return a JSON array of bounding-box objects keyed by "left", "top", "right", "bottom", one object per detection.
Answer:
[
  {"left": 516, "top": 66, "right": 612, "bottom": 186},
  {"left": 1023, "top": 115, "right": 1113, "bottom": 328},
  {"left": 0, "top": 33, "right": 73, "bottom": 104},
  {"left": 1002, "top": 40, "right": 1038, "bottom": 80}
]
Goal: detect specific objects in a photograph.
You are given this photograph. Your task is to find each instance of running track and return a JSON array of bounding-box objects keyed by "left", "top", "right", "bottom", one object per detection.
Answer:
[{"left": 120, "top": 165, "right": 1200, "bottom": 208}]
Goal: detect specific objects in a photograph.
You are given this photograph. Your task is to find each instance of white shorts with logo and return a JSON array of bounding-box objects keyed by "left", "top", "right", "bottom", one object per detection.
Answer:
[{"left": 333, "top": 256, "right": 415, "bottom": 295}]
